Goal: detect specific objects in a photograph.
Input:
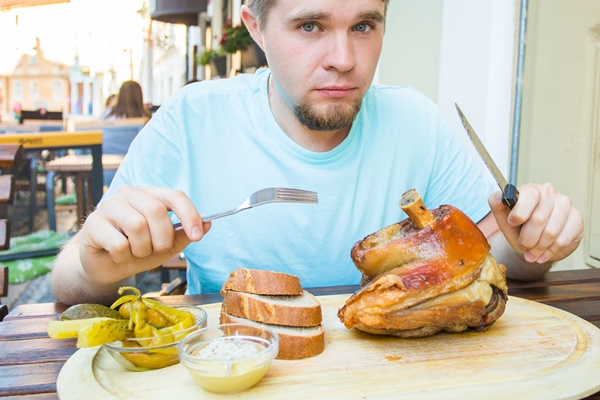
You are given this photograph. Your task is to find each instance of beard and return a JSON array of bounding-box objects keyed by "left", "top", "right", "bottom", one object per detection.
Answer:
[{"left": 294, "top": 100, "right": 362, "bottom": 131}]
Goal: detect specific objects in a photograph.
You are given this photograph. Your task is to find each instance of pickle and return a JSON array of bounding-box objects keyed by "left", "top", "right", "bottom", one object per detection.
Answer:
[
  {"left": 48, "top": 317, "right": 115, "bottom": 339},
  {"left": 121, "top": 348, "right": 180, "bottom": 370},
  {"left": 77, "top": 319, "right": 133, "bottom": 348},
  {"left": 60, "top": 303, "right": 124, "bottom": 321}
]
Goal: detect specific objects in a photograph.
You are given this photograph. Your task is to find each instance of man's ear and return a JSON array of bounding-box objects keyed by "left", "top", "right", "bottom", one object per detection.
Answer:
[{"left": 241, "top": 5, "right": 265, "bottom": 51}]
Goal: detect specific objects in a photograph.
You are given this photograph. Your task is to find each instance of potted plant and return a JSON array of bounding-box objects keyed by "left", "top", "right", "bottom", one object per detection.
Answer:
[
  {"left": 197, "top": 48, "right": 227, "bottom": 77},
  {"left": 220, "top": 22, "right": 267, "bottom": 69},
  {"left": 220, "top": 22, "right": 252, "bottom": 54}
]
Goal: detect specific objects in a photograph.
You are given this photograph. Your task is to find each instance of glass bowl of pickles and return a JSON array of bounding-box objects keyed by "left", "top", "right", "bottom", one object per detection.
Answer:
[
  {"left": 178, "top": 323, "right": 279, "bottom": 393},
  {"left": 104, "top": 305, "right": 207, "bottom": 371},
  {"left": 47, "top": 287, "right": 209, "bottom": 371}
]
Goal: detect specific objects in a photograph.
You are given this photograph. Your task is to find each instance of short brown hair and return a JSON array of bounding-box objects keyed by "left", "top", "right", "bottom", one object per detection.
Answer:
[{"left": 246, "top": 0, "right": 390, "bottom": 30}]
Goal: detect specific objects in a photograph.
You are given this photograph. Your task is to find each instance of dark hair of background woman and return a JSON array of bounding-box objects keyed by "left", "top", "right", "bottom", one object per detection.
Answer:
[{"left": 107, "top": 80, "right": 152, "bottom": 119}]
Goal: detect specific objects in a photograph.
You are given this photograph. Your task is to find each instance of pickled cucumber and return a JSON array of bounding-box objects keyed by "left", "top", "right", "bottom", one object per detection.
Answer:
[
  {"left": 48, "top": 317, "right": 115, "bottom": 339},
  {"left": 77, "top": 319, "right": 133, "bottom": 348},
  {"left": 60, "top": 303, "right": 124, "bottom": 321},
  {"left": 121, "top": 348, "right": 180, "bottom": 370}
]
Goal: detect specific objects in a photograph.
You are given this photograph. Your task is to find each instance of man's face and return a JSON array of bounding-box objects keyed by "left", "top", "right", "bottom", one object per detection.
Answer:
[{"left": 261, "top": 0, "right": 385, "bottom": 132}]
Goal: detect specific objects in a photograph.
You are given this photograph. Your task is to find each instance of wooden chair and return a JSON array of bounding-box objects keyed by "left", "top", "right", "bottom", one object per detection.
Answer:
[
  {"left": 73, "top": 118, "right": 147, "bottom": 186},
  {"left": 0, "top": 267, "right": 8, "bottom": 321},
  {"left": 0, "top": 144, "right": 24, "bottom": 321},
  {"left": 22, "top": 120, "right": 65, "bottom": 132},
  {"left": 155, "top": 254, "right": 187, "bottom": 296},
  {"left": 0, "top": 122, "right": 66, "bottom": 230},
  {"left": 0, "top": 122, "right": 20, "bottom": 133},
  {"left": 43, "top": 120, "right": 145, "bottom": 223},
  {"left": 72, "top": 117, "right": 148, "bottom": 131}
]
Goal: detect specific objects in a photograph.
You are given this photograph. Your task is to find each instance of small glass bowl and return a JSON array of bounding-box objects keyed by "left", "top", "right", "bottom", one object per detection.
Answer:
[
  {"left": 104, "top": 305, "right": 207, "bottom": 371},
  {"left": 178, "top": 323, "right": 279, "bottom": 394}
]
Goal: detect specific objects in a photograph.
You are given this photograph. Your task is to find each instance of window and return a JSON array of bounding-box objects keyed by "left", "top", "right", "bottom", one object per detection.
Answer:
[
  {"left": 52, "top": 80, "right": 63, "bottom": 101},
  {"left": 29, "top": 53, "right": 38, "bottom": 65},
  {"left": 13, "top": 80, "right": 23, "bottom": 100},
  {"left": 30, "top": 80, "right": 39, "bottom": 101}
]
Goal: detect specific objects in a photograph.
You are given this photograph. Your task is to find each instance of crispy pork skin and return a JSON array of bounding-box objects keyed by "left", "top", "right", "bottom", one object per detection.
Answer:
[
  {"left": 351, "top": 204, "right": 491, "bottom": 283},
  {"left": 338, "top": 189, "right": 508, "bottom": 338}
]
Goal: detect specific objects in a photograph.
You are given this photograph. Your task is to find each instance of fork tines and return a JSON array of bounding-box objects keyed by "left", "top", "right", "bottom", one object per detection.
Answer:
[{"left": 275, "top": 188, "right": 319, "bottom": 203}]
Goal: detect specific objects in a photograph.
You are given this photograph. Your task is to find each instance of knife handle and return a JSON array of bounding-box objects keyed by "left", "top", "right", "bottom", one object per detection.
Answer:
[{"left": 502, "top": 184, "right": 519, "bottom": 210}]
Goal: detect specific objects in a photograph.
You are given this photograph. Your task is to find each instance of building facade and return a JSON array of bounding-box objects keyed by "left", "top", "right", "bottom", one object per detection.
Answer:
[{"left": 4, "top": 38, "right": 70, "bottom": 116}]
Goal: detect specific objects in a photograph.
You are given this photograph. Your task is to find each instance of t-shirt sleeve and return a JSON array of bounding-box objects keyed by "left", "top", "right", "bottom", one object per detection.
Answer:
[{"left": 423, "top": 109, "right": 497, "bottom": 223}]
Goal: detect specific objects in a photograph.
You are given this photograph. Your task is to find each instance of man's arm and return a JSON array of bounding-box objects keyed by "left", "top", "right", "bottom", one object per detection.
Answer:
[
  {"left": 51, "top": 232, "right": 136, "bottom": 305},
  {"left": 477, "top": 183, "right": 584, "bottom": 281},
  {"left": 51, "top": 185, "right": 210, "bottom": 305},
  {"left": 478, "top": 215, "right": 553, "bottom": 280}
]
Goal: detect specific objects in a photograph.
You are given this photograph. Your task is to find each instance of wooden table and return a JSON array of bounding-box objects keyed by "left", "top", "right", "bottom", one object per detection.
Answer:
[
  {"left": 45, "top": 154, "right": 124, "bottom": 229},
  {"left": 45, "top": 154, "right": 123, "bottom": 173},
  {"left": 1, "top": 268, "right": 600, "bottom": 399}
]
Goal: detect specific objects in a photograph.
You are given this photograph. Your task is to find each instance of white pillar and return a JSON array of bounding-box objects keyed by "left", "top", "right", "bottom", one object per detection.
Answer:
[
  {"left": 83, "top": 80, "right": 92, "bottom": 115},
  {"left": 70, "top": 82, "right": 79, "bottom": 114},
  {"left": 198, "top": 12, "right": 207, "bottom": 81},
  {"left": 145, "top": 20, "right": 153, "bottom": 102},
  {"left": 211, "top": 0, "right": 223, "bottom": 50},
  {"left": 232, "top": 0, "right": 242, "bottom": 24},
  {"left": 92, "top": 74, "right": 103, "bottom": 116}
]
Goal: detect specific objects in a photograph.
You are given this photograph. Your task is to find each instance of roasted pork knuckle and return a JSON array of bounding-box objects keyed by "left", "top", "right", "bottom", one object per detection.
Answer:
[{"left": 338, "top": 189, "right": 508, "bottom": 338}]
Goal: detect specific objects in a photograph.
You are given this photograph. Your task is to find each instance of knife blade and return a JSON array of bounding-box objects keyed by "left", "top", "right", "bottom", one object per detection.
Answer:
[{"left": 455, "top": 103, "right": 519, "bottom": 209}]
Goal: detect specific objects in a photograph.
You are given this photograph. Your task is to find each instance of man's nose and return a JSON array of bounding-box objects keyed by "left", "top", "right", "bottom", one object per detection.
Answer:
[{"left": 323, "top": 32, "right": 355, "bottom": 72}]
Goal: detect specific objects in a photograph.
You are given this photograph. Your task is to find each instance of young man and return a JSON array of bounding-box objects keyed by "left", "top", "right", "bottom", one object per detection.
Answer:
[{"left": 52, "top": 0, "right": 583, "bottom": 305}]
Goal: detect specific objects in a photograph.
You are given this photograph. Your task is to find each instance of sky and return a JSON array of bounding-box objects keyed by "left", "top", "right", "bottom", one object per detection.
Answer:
[{"left": 0, "top": 0, "right": 146, "bottom": 75}]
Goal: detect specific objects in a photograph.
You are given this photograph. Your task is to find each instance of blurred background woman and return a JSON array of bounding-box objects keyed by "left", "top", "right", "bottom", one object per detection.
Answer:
[
  {"left": 101, "top": 80, "right": 151, "bottom": 121},
  {"left": 98, "top": 93, "right": 118, "bottom": 120}
]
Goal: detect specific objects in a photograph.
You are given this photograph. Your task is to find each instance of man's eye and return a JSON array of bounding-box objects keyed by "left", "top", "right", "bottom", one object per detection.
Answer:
[
  {"left": 354, "top": 23, "right": 372, "bottom": 33},
  {"left": 301, "top": 23, "right": 317, "bottom": 32}
]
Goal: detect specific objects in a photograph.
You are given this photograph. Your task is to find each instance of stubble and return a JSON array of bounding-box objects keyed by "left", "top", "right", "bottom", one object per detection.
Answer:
[{"left": 294, "top": 100, "right": 362, "bottom": 131}]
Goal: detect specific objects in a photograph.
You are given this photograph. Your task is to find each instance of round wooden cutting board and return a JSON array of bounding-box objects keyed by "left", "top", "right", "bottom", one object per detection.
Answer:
[{"left": 57, "top": 295, "right": 600, "bottom": 399}]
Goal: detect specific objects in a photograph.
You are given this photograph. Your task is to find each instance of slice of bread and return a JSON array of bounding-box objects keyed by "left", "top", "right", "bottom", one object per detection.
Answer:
[
  {"left": 222, "top": 290, "right": 322, "bottom": 327},
  {"left": 220, "top": 312, "right": 325, "bottom": 360},
  {"left": 220, "top": 268, "right": 303, "bottom": 296}
]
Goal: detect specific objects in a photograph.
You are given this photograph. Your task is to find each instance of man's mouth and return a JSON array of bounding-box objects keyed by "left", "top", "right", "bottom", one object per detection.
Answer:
[{"left": 315, "top": 86, "right": 357, "bottom": 99}]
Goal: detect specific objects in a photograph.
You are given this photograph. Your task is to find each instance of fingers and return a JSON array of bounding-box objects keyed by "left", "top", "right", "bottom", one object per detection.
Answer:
[
  {"left": 518, "top": 186, "right": 568, "bottom": 262},
  {"left": 511, "top": 183, "right": 555, "bottom": 260},
  {"left": 81, "top": 186, "right": 205, "bottom": 266},
  {"left": 488, "top": 191, "right": 523, "bottom": 253},
  {"left": 139, "top": 186, "right": 207, "bottom": 242},
  {"left": 117, "top": 187, "right": 172, "bottom": 258},
  {"left": 79, "top": 214, "right": 144, "bottom": 282},
  {"left": 533, "top": 207, "right": 583, "bottom": 263},
  {"left": 489, "top": 183, "right": 584, "bottom": 264}
]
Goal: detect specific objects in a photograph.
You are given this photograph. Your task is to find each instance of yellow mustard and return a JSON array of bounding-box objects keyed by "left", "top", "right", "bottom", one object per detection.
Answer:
[{"left": 188, "top": 339, "right": 271, "bottom": 393}]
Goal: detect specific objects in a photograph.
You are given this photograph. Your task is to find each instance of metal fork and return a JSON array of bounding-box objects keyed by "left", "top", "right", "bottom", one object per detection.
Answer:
[{"left": 172, "top": 187, "right": 318, "bottom": 229}]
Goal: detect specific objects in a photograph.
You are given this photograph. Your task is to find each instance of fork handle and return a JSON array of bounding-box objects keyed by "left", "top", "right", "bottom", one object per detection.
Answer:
[{"left": 172, "top": 208, "right": 239, "bottom": 230}]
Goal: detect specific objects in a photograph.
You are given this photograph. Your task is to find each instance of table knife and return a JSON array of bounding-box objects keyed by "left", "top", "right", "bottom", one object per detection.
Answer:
[{"left": 455, "top": 103, "right": 519, "bottom": 209}]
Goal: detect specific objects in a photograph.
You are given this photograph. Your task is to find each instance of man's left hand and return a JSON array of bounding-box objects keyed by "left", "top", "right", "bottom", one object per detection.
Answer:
[{"left": 488, "top": 183, "right": 584, "bottom": 264}]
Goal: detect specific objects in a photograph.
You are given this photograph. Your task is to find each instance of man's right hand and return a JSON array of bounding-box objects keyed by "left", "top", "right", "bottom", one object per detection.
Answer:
[{"left": 78, "top": 185, "right": 210, "bottom": 285}]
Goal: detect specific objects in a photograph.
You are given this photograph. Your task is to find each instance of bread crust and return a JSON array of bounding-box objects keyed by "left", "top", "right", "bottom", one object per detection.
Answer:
[
  {"left": 221, "top": 268, "right": 303, "bottom": 295},
  {"left": 222, "top": 290, "right": 322, "bottom": 327},
  {"left": 220, "top": 313, "right": 325, "bottom": 360},
  {"left": 219, "top": 268, "right": 325, "bottom": 359}
]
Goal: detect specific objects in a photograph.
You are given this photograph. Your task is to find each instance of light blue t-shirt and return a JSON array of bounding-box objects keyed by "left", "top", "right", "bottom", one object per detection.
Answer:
[{"left": 105, "top": 68, "right": 496, "bottom": 294}]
